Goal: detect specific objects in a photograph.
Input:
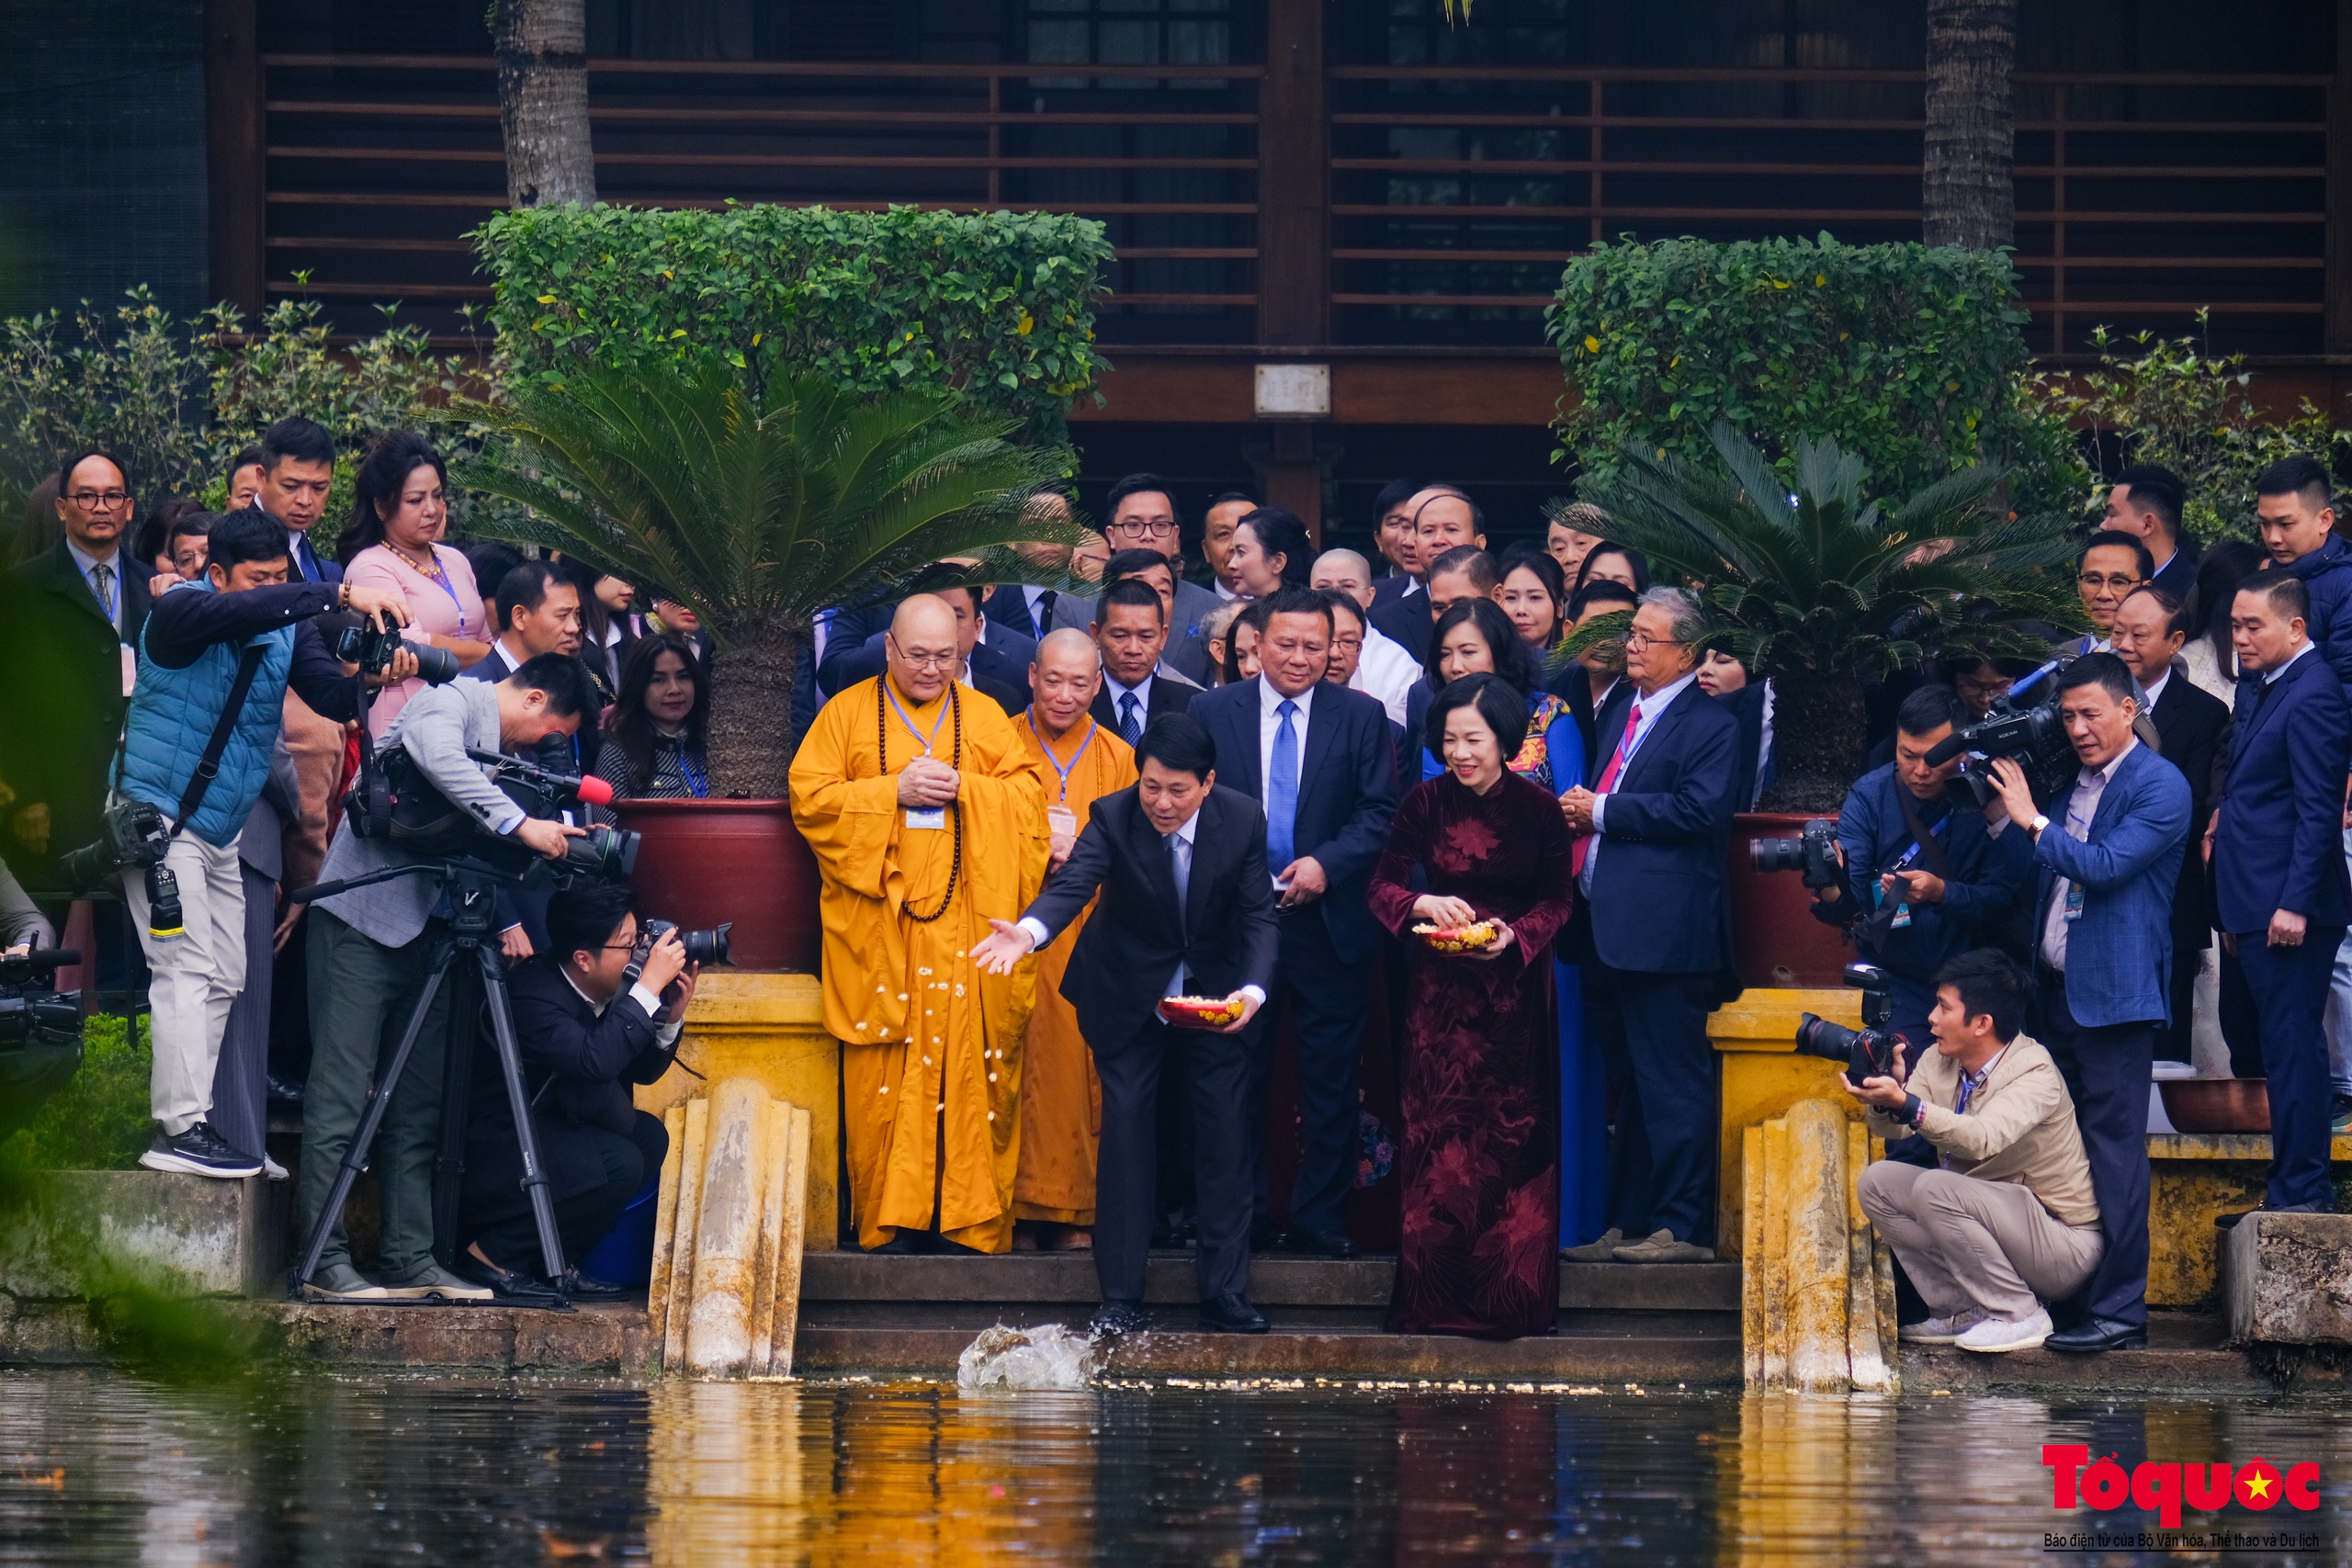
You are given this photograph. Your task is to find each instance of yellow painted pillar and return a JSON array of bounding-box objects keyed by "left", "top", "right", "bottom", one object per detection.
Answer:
[
  {"left": 639, "top": 971, "right": 839, "bottom": 1251},
  {"left": 1708, "top": 987, "right": 1864, "bottom": 1258}
]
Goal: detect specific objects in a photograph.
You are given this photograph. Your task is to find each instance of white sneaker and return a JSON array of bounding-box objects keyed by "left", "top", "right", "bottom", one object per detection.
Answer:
[
  {"left": 1898, "top": 1308, "right": 1986, "bottom": 1345},
  {"left": 262, "top": 1156, "right": 289, "bottom": 1182},
  {"left": 1955, "top": 1306, "right": 2052, "bottom": 1353}
]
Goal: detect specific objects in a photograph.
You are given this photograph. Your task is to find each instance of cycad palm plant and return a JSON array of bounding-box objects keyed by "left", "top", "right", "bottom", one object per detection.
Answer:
[
  {"left": 1566, "top": 421, "right": 2083, "bottom": 811},
  {"left": 454, "top": 354, "right": 1075, "bottom": 797}
]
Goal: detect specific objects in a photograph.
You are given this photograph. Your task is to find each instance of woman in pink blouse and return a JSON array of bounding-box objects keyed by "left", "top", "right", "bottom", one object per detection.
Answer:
[{"left": 338, "top": 431, "right": 493, "bottom": 737}]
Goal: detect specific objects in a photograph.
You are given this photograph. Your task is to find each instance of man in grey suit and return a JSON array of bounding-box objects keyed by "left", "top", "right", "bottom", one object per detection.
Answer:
[
  {"left": 298, "top": 654, "right": 596, "bottom": 1304},
  {"left": 1103, "top": 474, "right": 1223, "bottom": 682}
]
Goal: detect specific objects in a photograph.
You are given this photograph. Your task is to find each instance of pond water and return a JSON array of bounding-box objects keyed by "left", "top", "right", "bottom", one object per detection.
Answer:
[{"left": 0, "top": 1369, "right": 2346, "bottom": 1564}]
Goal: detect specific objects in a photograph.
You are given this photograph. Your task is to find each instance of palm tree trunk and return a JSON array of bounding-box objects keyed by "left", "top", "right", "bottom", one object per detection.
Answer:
[
  {"left": 1759, "top": 671, "right": 1867, "bottom": 814},
  {"left": 1922, "top": 0, "right": 2016, "bottom": 250},
  {"left": 707, "top": 629, "right": 803, "bottom": 800},
  {"left": 494, "top": 0, "right": 596, "bottom": 208}
]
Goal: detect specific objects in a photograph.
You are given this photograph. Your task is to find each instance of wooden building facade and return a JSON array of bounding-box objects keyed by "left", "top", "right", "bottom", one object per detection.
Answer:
[{"left": 210, "top": 0, "right": 2352, "bottom": 544}]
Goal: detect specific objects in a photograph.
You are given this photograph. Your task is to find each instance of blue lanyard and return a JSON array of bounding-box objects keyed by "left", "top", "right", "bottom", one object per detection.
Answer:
[
  {"left": 403, "top": 547, "right": 470, "bottom": 637},
  {"left": 885, "top": 682, "right": 950, "bottom": 755},
  {"left": 1896, "top": 809, "right": 1952, "bottom": 867},
  {"left": 670, "top": 739, "right": 708, "bottom": 799},
  {"left": 1027, "top": 713, "right": 1099, "bottom": 802}
]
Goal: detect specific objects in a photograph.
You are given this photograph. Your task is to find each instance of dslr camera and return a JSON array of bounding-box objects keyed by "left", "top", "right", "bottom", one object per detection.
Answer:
[
  {"left": 334, "top": 610, "right": 461, "bottom": 686},
  {"left": 622, "top": 918, "right": 732, "bottom": 987},
  {"left": 351, "top": 731, "right": 639, "bottom": 886},
  {"left": 1749, "top": 817, "right": 1842, "bottom": 889},
  {"left": 1793, "top": 962, "right": 1904, "bottom": 1082},
  {"left": 56, "top": 799, "right": 188, "bottom": 942},
  {"left": 1923, "top": 659, "right": 2078, "bottom": 811}
]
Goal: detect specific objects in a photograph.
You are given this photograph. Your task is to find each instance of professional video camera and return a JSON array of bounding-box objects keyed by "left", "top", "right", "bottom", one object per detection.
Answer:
[
  {"left": 351, "top": 732, "right": 639, "bottom": 887},
  {"left": 1924, "top": 659, "right": 2078, "bottom": 811},
  {"left": 1749, "top": 818, "right": 1842, "bottom": 888},
  {"left": 0, "top": 946, "right": 85, "bottom": 1143},
  {"left": 334, "top": 610, "right": 461, "bottom": 686},
  {"left": 1792, "top": 962, "right": 1904, "bottom": 1082}
]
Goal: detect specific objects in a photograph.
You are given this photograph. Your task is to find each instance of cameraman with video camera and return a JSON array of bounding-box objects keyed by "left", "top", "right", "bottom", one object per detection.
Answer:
[
  {"left": 298, "top": 652, "right": 595, "bottom": 1303},
  {"left": 1848, "top": 949, "right": 2104, "bottom": 1354},
  {"left": 1808, "top": 685, "right": 2032, "bottom": 1047},
  {"left": 98, "top": 508, "right": 420, "bottom": 1179},
  {"left": 454, "top": 883, "right": 690, "bottom": 1300}
]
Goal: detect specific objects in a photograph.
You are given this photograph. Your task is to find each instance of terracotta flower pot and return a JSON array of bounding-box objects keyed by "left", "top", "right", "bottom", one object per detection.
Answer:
[
  {"left": 613, "top": 798, "right": 820, "bottom": 974},
  {"left": 1725, "top": 811, "right": 1855, "bottom": 989}
]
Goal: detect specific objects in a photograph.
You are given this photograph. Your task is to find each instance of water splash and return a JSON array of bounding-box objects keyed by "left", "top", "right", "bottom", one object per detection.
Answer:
[{"left": 956, "top": 1322, "right": 1105, "bottom": 1392}]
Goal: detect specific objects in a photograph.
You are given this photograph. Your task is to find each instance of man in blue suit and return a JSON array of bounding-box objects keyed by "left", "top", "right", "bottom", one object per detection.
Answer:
[
  {"left": 1557, "top": 587, "right": 1743, "bottom": 1265},
  {"left": 1189, "top": 586, "right": 1400, "bottom": 1258},
  {"left": 243, "top": 418, "right": 344, "bottom": 587},
  {"left": 1984, "top": 652, "right": 2190, "bottom": 1354},
  {"left": 2211, "top": 574, "right": 2352, "bottom": 1229}
]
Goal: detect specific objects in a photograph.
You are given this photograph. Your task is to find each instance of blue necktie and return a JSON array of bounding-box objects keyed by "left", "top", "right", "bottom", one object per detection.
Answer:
[
  {"left": 1266, "top": 697, "right": 1300, "bottom": 871},
  {"left": 1119, "top": 691, "right": 1143, "bottom": 745},
  {"left": 297, "top": 536, "right": 319, "bottom": 582}
]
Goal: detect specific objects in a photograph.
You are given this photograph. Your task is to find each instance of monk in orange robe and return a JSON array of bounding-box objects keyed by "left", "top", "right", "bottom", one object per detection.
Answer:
[
  {"left": 790, "top": 595, "right": 1052, "bottom": 1253},
  {"left": 1010, "top": 629, "right": 1137, "bottom": 1247}
]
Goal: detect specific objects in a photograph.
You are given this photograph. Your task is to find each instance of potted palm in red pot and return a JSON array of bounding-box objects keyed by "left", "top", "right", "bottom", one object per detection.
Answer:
[
  {"left": 1562, "top": 422, "right": 2081, "bottom": 986},
  {"left": 454, "top": 355, "right": 1073, "bottom": 970}
]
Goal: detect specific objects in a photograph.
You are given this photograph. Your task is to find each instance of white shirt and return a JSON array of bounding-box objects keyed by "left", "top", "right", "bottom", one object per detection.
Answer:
[
  {"left": 1259, "top": 676, "right": 1316, "bottom": 806},
  {"left": 2139, "top": 667, "right": 2170, "bottom": 711},
  {"left": 1582, "top": 671, "right": 1700, "bottom": 892},
  {"left": 65, "top": 537, "right": 125, "bottom": 631},
  {"left": 2038, "top": 738, "right": 2138, "bottom": 972},
  {"left": 1103, "top": 669, "right": 1152, "bottom": 733},
  {"left": 2263, "top": 639, "right": 2316, "bottom": 685},
  {"left": 1214, "top": 579, "right": 1238, "bottom": 602},
  {"left": 1349, "top": 624, "right": 1420, "bottom": 725},
  {"left": 560, "top": 966, "right": 687, "bottom": 1049}
]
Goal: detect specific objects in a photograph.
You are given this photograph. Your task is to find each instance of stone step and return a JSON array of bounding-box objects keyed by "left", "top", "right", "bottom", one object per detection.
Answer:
[{"left": 797, "top": 1252, "right": 1741, "bottom": 1313}]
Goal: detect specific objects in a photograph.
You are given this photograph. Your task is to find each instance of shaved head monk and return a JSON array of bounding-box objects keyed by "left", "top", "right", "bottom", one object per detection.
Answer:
[
  {"left": 1008, "top": 627, "right": 1134, "bottom": 1249},
  {"left": 791, "top": 592, "right": 1056, "bottom": 1253}
]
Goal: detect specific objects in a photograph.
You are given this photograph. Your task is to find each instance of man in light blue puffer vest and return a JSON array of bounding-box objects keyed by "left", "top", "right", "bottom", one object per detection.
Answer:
[{"left": 117, "top": 509, "right": 415, "bottom": 1179}]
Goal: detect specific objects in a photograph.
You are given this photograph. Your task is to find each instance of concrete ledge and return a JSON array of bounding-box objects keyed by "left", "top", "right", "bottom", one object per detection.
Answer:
[
  {"left": 2224, "top": 1212, "right": 2352, "bottom": 1346},
  {"left": 797, "top": 1252, "right": 1740, "bottom": 1312},
  {"left": 0, "top": 1171, "right": 286, "bottom": 1299},
  {"left": 1897, "top": 1314, "right": 2284, "bottom": 1394}
]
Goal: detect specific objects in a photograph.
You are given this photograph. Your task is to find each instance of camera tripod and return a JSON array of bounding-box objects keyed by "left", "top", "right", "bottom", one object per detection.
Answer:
[{"left": 285, "top": 859, "right": 571, "bottom": 1308}]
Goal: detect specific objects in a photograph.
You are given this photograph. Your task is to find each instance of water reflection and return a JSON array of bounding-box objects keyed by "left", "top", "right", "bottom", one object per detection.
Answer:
[{"left": 0, "top": 1370, "right": 2346, "bottom": 1563}]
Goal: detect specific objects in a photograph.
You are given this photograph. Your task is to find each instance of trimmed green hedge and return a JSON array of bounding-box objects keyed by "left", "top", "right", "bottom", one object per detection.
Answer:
[
  {"left": 472, "top": 204, "right": 1114, "bottom": 439},
  {"left": 1549, "top": 233, "right": 2082, "bottom": 510}
]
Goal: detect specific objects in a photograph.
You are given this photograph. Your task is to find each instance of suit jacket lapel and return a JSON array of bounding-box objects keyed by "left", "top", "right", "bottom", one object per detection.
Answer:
[
  {"left": 1128, "top": 796, "right": 1184, "bottom": 939},
  {"left": 1616, "top": 683, "right": 1692, "bottom": 789},
  {"left": 40, "top": 543, "right": 113, "bottom": 635},
  {"left": 1297, "top": 682, "right": 1339, "bottom": 797},
  {"left": 1225, "top": 680, "right": 1265, "bottom": 798},
  {"left": 2086, "top": 744, "right": 2145, "bottom": 839},
  {"left": 2230, "top": 657, "right": 2305, "bottom": 768}
]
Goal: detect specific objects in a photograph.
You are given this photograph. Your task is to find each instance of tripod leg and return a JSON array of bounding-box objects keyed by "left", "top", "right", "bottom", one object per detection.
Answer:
[
  {"left": 290, "top": 940, "right": 456, "bottom": 1297},
  {"left": 476, "top": 946, "right": 570, "bottom": 1289},
  {"left": 431, "top": 958, "right": 480, "bottom": 1265}
]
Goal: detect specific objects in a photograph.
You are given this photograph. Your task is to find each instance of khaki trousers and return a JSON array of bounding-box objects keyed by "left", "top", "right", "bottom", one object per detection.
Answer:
[
  {"left": 123, "top": 830, "right": 245, "bottom": 1136},
  {"left": 1858, "top": 1160, "right": 2103, "bottom": 1321}
]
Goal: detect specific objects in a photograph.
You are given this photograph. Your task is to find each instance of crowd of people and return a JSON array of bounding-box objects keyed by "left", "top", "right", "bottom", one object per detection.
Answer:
[{"left": 2, "top": 419, "right": 2346, "bottom": 1347}]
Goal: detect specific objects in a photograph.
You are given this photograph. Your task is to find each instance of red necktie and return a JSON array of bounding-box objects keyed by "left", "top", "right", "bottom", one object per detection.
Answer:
[{"left": 1572, "top": 697, "right": 1641, "bottom": 876}]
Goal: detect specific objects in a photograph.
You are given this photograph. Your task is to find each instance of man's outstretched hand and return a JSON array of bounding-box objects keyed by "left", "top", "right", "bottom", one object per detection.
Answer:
[{"left": 970, "top": 918, "right": 1037, "bottom": 975}]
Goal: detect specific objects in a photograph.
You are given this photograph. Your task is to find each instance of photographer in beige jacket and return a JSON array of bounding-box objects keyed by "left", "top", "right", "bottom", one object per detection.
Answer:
[{"left": 1846, "top": 948, "right": 2104, "bottom": 1355}]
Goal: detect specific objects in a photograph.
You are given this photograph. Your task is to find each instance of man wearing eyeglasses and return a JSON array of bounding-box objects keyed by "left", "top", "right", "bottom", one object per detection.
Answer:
[
  {"left": 4, "top": 447, "right": 156, "bottom": 889},
  {"left": 1102, "top": 474, "right": 1223, "bottom": 682},
  {"left": 2064, "top": 531, "right": 2155, "bottom": 657}
]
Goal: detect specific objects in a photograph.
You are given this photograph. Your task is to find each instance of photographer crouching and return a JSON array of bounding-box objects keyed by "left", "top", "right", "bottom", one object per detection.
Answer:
[
  {"left": 93, "top": 508, "right": 424, "bottom": 1178},
  {"left": 299, "top": 653, "right": 594, "bottom": 1302},
  {"left": 1805, "top": 685, "right": 2032, "bottom": 1046},
  {"left": 454, "top": 885, "right": 690, "bottom": 1301},
  {"left": 1848, "top": 949, "right": 2104, "bottom": 1354}
]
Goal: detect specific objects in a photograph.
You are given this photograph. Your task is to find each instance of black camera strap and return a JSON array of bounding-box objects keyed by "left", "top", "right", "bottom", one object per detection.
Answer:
[
  {"left": 1892, "top": 785, "right": 1955, "bottom": 882},
  {"left": 168, "top": 644, "right": 271, "bottom": 839}
]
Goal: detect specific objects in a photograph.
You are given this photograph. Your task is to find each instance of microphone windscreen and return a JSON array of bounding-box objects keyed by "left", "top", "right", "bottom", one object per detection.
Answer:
[{"left": 574, "top": 775, "right": 616, "bottom": 807}]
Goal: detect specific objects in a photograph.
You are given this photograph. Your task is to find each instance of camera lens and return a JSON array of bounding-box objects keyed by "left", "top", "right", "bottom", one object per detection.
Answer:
[
  {"left": 1749, "top": 838, "right": 1806, "bottom": 874},
  {"left": 561, "top": 825, "right": 641, "bottom": 881},
  {"left": 682, "top": 923, "right": 732, "bottom": 966},
  {"left": 411, "top": 644, "right": 461, "bottom": 685},
  {"left": 1791, "top": 1011, "right": 1860, "bottom": 1063}
]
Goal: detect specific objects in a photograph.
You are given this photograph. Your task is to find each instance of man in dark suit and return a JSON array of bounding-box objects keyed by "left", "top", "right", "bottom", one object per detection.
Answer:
[
  {"left": 974, "top": 713, "right": 1281, "bottom": 1334},
  {"left": 1558, "top": 586, "right": 1743, "bottom": 1265},
  {"left": 1365, "top": 477, "right": 1428, "bottom": 609},
  {"left": 1101, "top": 475, "right": 1223, "bottom": 674},
  {"left": 2108, "top": 585, "right": 2232, "bottom": 1065},
  {"left": 456, "top": 884, "right": 689, "bottom": 1299},
  {"left": 2211, "top": 573, "right": 2352, "bottom": 1231},
  {"left": 1371, "top": 543, "right": 1498, "bottom": 666},
  {"left": 246, "top": 417, "right": 344, "bottom": 587},
  {"left": 1984, "top": 652, "right": 2191, "bottom": 1354},
  {"left": 828, "top": 585, "right": 1031, "bottom": 716},
  {"left": 1091, "top": 578, "right": 1195, "bottom": 743},
  {"left": 2102, "top": 464, "right": 2199, "bottom": 603},
  {"left": 5, "top": 447, "right": 155, "bottom": 890},
  {"left": 1190, "top": 587, "right": 1400, "bottom": 1258}
]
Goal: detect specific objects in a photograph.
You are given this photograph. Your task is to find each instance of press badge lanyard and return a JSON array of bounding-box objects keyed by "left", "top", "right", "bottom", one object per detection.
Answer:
[
  {"left": 1876, "top": 810, "right": 1951, "bottom": 929},
  {"left": 673, "top": 741, "right": 708, "bottom": 799},
  {"left": 1027, "top": 712, "right": 1099, "bottom": 802},
  {"left": 886, "top": 682, "right": 950, "bottom": 757}
]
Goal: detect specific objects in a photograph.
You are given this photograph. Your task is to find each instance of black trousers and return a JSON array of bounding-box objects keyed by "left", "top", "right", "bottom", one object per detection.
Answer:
[
  {"left": 1588, "top": 963, "right": 1718, "bottom": 1245},
  {"left": 1246, "top": 912, "right": 1374, "bottom": 1237},
  {"left": 2154, "top": 919, "right": 2205, "bottom": 1064},
  {"left": 2036, "top": 971, "right": 2152, "bottom": 1327},
  {"left": 466, "top": 1111, "right": 669, "bottom": 1274},
  {"left": 1096, "top": 1017, "right": 1254, "bottom": 1303},
  {"left": 2219, "top": 944, "right": 2264, "bottom": 1077},
  {"left": 2233, "top": 929, "right": 2344, "bottom": 1210}
]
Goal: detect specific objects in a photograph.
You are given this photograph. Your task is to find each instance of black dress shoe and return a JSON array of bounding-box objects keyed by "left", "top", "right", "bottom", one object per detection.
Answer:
[
  {"left": 454, "top": 1254, "right": 565, "bottom": 1304},
  {"left": 1283, "top": 1227, "right": 1358, "bottom": 1259},
  {"left": 2044, "top": 1315, "right": 2148, "bottom": 1353},
  {"left": 266, "top": 1073, "right": 306, "bottom": 1106},
  {"left": 564, "top": 1269, "right": 629, "bottom": 1302},
  {"left": 1090, "top": 1300, "right": 1148, "bottom": 1336},
  {"left": 1249, "top": 1219, "right": 1287, "bottom": 1251},
  {"left": 865, "top": 1232, "right": 919, "bottom": 1254},
  {"left": 1198, "top": 1293, "right": 1269, "bottom": 1334},
  {"left": 2217, "top": 1201, "right": 2327, "bottom": 1230}
]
